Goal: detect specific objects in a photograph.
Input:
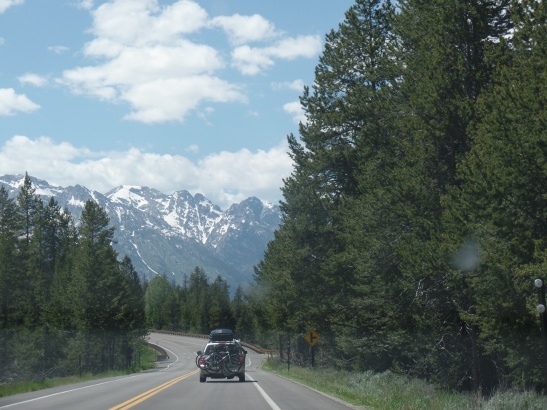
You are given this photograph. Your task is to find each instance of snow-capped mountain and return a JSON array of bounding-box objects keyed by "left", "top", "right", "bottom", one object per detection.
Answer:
[{"left": 0, "top": 174, "right": 281, "bottom": 291}]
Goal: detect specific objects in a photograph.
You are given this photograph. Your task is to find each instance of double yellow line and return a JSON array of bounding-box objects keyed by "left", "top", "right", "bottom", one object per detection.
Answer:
[{"left": 109, "top": 369, "right": 200, "bottom": 409}]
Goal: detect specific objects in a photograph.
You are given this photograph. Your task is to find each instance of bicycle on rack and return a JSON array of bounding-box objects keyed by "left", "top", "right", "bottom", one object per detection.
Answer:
[{"left": 196, "top": 329, "right": 247, "bottom": 383}]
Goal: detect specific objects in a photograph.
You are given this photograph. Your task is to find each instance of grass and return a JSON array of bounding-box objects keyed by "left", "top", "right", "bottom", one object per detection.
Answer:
[
  {"left": 261, "top": 359, "right": 547, "bottom": 409},
  {"left": 0, "top": 347, "right": 157, "bottom": 398}
]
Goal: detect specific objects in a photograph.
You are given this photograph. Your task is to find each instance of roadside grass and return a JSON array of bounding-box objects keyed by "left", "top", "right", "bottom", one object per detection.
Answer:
[
  {"left": 261, "top": 359, "right": 547, "bottom": 409},
  {"left": 0, "top": 347, "right": 157, "bottom": 398}
]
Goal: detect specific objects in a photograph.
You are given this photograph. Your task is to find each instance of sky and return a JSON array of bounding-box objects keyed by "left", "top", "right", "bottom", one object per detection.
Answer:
[{"left": 0, "top": 0, "right": 354, "bottom": 209}]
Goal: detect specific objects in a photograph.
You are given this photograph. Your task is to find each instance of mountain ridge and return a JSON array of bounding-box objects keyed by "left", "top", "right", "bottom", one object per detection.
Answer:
[{"left": 0, "top": 174, "right": 281, "bottom": 291}]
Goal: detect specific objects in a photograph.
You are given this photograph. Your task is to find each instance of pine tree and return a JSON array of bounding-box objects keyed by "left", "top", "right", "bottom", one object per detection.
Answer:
[
  {"left": 208, "top": 275, "right": 233, "bottom": 330},
  {"left": 255, "top": 0, "right": 399, "bottom": 345},
  {"left": 17, "top": 173, "right": 41, "bottom": 247},
  {"left": 23, "top": 197, "right": 74, "bottom": 375},
  {"left": 442, "top": 0, "right": 547, "bottom": 389},
  {"left": 144, "top": 275, "right": 175, "bottom": 330},
  {"left": 231, "top": 286, "right": 256, "bottom": 342},
  {"left": 0, "top": 186, "right": 22, "bottom": 374},
  {"left": 16, "top": 173, "right": 42, "bottom": 327},
  {"left": 73, "top": 200, "right": 126, "bottom": 372},
  {"left": 119, "top": 256, "right": 145, "bottom": 333},
  {"left": 186, "top": 267, "right": 210, "bottom": 333}
]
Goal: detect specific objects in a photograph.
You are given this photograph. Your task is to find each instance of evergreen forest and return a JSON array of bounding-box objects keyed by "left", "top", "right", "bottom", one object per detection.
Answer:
[
  {"left": 1, "top": 0, "right": 546, "bottom": 397},
  {"left": 143, "top": 268, "right": 257, "bottom": 343},
  {"left": 0, "top": 174, "right": 256, "bottom": 385},
  {"left": 0, "top": 175, "right": 147, "bottom": 383},
  {"left": 252, "top": 0, "right": 547, "bottom": 394}
]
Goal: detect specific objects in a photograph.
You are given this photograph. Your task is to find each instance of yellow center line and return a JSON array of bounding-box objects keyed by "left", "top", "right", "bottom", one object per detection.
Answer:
[{"left": 109, "top": 369, "right": 200, "bottom": 410}]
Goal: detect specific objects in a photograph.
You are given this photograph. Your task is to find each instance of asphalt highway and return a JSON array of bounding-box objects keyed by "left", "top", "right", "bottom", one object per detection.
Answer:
[{"left": 0, "top": 333, "right": 360, "bottom": 410}]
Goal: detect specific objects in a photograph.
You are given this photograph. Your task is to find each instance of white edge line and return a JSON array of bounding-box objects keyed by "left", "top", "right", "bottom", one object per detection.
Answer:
[
  {"left": 247, "top": 374, "right": 282, "bottom": 410},
  {"left": 2, "top": 342, "right": 180, "bottom": 408},
  {"left": 0, "top": 376, "right": 139, "bottom": 409},
  {"left": 149, "top": 342, "right": 180, "bottom": 371}
]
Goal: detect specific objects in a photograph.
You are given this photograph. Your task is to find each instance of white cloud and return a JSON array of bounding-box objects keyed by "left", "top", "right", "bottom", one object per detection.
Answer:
[
  {"left": 60, "top": 0, "right": 244, "bottom": 123},
  {"left": 18, "top": 73, "right": 48, "bottom": 87},
  {"left": 121, "top": 75, "right": 245, "bottom": 123},
  {"left": 0, "top": 88, "right": 40, "bottom": 115},
  {"left": 197, "top": 106, "right": 215, "bottom": 125},
  {"left": 272, "top": 79, "right": 305, "bottom": 92},
  {"left": 283, "top": 101, "right": 305, "bottom": 124},
  {"left": 0, "top": 136, "right": 292, "bottom": 208},
  {"left": 185, "top": 144, "right": 200, "bottom": 153},
  {"left": 197, "top": 144, "right": 291, "bottom": 206},
  {"left": 211, "top": 13, "right": 280, "bottom": 45},
  {"left": 58, "top": 0, "right": 321, "bottom": 122},
  {"left": 91, "top": 0, "right": 208, "bottom": 47},
  {"left": 0, "top": 0, "right": 24, "bottom": 14},
  {"left": 77, "top": 0, "right": 94, "bottom": 11},
  {"left": 231, "top": 45, "right": 274, "bottom": 75},
  {"left": 232, "top": 35, "right": 322, "bottom": 75},
  {"left": 268, "top": 35, "right": 322, "bottom": 59},
  {"left": 48, "top": 45, "right": 70, "bottom": 54}
]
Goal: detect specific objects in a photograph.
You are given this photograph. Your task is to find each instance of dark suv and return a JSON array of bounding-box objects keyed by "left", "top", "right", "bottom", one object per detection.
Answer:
[{"left": 196, "top": 329, "right": 247, "bottom": 383}]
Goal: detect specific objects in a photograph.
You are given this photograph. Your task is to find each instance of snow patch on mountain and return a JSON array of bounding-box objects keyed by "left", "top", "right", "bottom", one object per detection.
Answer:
[
  {"left": 68, "top": 196, "right": 85, "bottom": 207},
  {"left": 0, "top": 174, "right": 282, "bottom": 290}
]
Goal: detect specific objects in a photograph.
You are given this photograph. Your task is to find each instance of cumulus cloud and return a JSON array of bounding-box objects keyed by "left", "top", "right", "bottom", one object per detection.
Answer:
[
  {"left": 232, "top": 35, "right": 322, "bottom": 75},
  {"left": 60, "top": 0, "right": 244, "bottom": 123},
  {"left": 197, "top": 145, "right": 291, "bottom": 205},
  {"left": 90, "top": 0, "right": 208, "bottom": 47},
  {"left": 272, "top": 79, "right": 305, "bottom": 92},
  {"left": 283, "top": 101, "right": 305, "bottom": 124},
  {"left": 0, "top": 0, "right": 24, "bottom": 14},
  {"left": 58, "top": 0, "right": 321, "bottom": 123},
  {"left": 211, "top": 13, "right": 280, "bottom": 45},
  {"left": 0, "top": 136, "right": 292, "bottom": 208},
  {"left": 18, "top": 73, "right": 48, "bottom": 87},
  {"left": 121, "top": 75, "right": 244, "bottom": 123},
  {"left": 231, "top": 45, "right": 275, "bottom": 75},
  {"left": 77, "top": 0, "right": 94, "bottom": 11},
  {"left": 0, "top": 88, "right": 40, "bottom": 115}
]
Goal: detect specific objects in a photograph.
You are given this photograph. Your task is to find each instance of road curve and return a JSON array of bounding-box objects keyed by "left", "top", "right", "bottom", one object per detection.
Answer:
[{"left": 0, "top": 333, "right": 360, "bottom": 410}]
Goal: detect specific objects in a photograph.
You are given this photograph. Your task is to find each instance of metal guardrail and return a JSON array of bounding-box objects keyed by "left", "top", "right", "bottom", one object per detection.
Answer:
[
  {"left": 147, "top": 329, "right": 272, "bottom": 354},
  {"left": 145, "top": 341, "right": 169, "bottom": 360}
]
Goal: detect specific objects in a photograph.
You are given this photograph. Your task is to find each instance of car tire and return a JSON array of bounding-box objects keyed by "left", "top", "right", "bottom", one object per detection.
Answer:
[
  {"left": 200, "top": 376, "right": 206, "bottom": 383},
  {"left": 238, "top": 373, "right": 245, "bottom": 382}
]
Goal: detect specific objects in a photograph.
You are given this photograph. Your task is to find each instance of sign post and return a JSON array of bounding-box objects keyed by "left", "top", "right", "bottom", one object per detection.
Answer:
[
  {"left": 304, "top": 329, "right": 320, "bottom": 367},
  {"left": 287, "top": 334, "right": 291, "bottom": 371}
]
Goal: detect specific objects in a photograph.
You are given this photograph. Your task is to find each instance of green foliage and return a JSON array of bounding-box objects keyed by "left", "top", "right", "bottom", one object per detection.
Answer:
[
  {"left": 145, "top": 275, "right": 176, "bottom": 330},
  {"left": 263, "top": 359, "right": 547, "bottom": 410},
  {"left": 440, "top": 0, "right": 547, "bottom": 389},
  {"left": 253, "top": 0, "right": 547, "bottom": 394},
  {"left": 0, "top": 185, "right": 147, "bottom": 383},
  {"left": 231, "top": 286, "right": 256, "bottom": 341},
  {"left": 146, "top": 267, "right": 247, "bottom": 337}
]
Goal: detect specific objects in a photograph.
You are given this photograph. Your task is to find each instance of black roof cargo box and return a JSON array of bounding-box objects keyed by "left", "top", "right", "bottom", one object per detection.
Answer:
[{"left": 209, "top": 328, "right": 234, "bottom": 342}]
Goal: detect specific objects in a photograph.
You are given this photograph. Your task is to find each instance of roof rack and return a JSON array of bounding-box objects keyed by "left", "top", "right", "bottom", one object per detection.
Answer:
[{"left": 209, "top": 328, "right": 234, "bottom": 342}]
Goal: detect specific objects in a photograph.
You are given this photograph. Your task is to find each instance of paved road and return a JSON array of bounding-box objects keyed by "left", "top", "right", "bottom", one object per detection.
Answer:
[{"left": 0, "top": 333, "right": 360, "bottom": 409}]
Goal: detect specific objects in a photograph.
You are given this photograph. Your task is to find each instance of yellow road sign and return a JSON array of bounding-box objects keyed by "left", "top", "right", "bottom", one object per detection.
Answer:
[{"left": 304, "top": 329, "right": 320, "bottom": 346}]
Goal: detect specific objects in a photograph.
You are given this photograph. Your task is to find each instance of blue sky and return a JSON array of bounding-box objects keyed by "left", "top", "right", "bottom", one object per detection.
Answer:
[{"left": 0, "top": 0, "right": 353, "bottom": 209}]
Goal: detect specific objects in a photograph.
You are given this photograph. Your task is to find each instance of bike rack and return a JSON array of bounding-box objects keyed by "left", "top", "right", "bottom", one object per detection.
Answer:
[{"left": 196, "top": 343, "right": 246, "bottom": 377}]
